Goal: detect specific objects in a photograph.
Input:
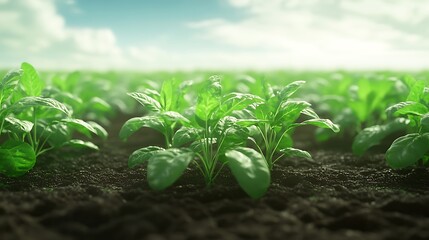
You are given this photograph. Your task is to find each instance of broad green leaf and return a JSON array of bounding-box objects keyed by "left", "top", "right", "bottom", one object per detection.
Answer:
[
  {"left": 147, "top": 148, "right": 194, "bottom": 190},
  {"left": 386, "top": 133, "right": 429, "bottom": 169},
  {"left": 215, "top": 117, "right": 249, "bottom": 152},
  {"left": 275, "top": 101, "right": 311, "bottom": 126},
  {"left": 161, "top": 111, "right": 190, "bottom": 125},
  {"left": 0, "top": 140, "right": 36, "bottom": 177},
  {"left": 127, "top": 92, "right": 161, "bottom": 112},
  {"left": 352, "top": 118, "right": 408, "bottom": 156},
  {"left": 0, "top": 69, "right": 21, "bottom": 103},
  {"left": 254, "top": 102, "right": 272, "bottom": 120},
  {"left": 407, "top": 80, "right": 425, "bottom": 102},
  {"left": 386, "top": 101, "right": 428, "bottom": 117},
  {"left": 160, "top": 78, "right": 179, "bottom": 111},
  {"left": 88, "top": 121, "right": 108, "bottom": 139},
  {"left": 63, "top": 139, "right": 99, "bottom": 150},
  {"left": 172, "top": 127, "right": 200, "bottom": 147},
  {"left": 11, "top": 96, "right": 72, "bottom": 116},
  {"left": 61, "top": 118, "right": 97, "bottom": 137},
  {"left": 89, "top": 97, "right": 111, "bottom": 112},
  {"left": 4, "top": 117, "right": 33, "bottom": 133},
  {"left": 402, "top": 75, "right": 416, "bottom": 88},
  {"left": 279, "top": 147, "right": 312, "bottom": 160},
  {"left": 221, "top": 93, "right": 263, "bottom": 116},
  {"left": 279, "top": 81, "right": 305, "bottom": 100},
  {"left": 225, "top": 147, "right": 270, "bottom": 199},
  {"left": 21, "top": 62, "right": 44, "bottom": 96},
  {"left": 119, "top": 116, "right": 164, "bottom": 140},
  {"left": 128, "top": 146, "right": 164, "bottom": 168},
  {"left": 195, "top": 76, "right": 222, "bottom": 121},
  {"left": 295, "top": 118, "right": 340, "bottom": 132},
  {"left": 301, "top": 107, "right": 320, "bottom": 119}
]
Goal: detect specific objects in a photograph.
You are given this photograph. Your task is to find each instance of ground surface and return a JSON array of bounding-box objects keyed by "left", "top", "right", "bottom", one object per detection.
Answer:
[{"left": 1, "top": 119, "right": 429, "bottom": 240}]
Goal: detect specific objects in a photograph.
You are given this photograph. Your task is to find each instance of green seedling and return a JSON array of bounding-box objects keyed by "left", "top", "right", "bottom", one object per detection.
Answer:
[
  {"left": 353, "top": 76, "right": 429, "bottom": 168},
  {"left": 0, "top": 63, "right": 106, "bottom": 177},
  {"left": 312, "top": 75, "right": 405, "bottom": 142},
  {"left": 120, "top": 78, "right": 190, "bottom": 147},
  {"left": 244, "top": 80, "right": 339, "bottom": 169}
]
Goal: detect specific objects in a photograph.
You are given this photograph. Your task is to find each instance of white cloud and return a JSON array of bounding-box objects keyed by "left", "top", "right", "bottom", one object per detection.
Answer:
[
  {"left": 188, "top": 0, "right": 429, "bottom": 69},
  {"left": 1, "top": 0, "right": 429, "bottom": 70},
  {"left": 0, "top": 0, "right": 171, "bottom": 70}
]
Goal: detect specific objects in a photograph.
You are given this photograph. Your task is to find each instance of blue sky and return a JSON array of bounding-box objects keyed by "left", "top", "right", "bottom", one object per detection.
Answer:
[
  {"left": 1, "top": 0, "right": 429, "bottom": 70},
  {"left": 58, "top": 0, "right": 243, "bottom": 49}
]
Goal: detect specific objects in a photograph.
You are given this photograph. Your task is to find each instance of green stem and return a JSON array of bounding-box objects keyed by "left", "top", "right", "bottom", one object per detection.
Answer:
[{"left": 32, "top": 107, "right": 38, "bottom": 150}]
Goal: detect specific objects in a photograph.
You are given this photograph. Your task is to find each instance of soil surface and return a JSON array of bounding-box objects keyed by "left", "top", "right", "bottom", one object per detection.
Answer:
[{"left": 1, "top": 118, "right": 429, "bottom": 240}]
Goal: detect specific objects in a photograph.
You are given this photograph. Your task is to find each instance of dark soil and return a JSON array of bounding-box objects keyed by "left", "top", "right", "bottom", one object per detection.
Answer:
[{"left": 1, "top": 118, "right": 429, "bottom": 240}]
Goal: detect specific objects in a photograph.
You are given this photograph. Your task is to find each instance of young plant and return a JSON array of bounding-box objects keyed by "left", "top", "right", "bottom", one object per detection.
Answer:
[
  {"left": 243, "top": 81, "right": 339, "bottom": 169},
  {"left": 0, "top": 63, "right": 106, "bottom": 177},
  {"left": 353, "top": 76, "right": 429, "bottom": 168},
  {"left": 119, "top": 78, "right": 190, "bottom": 147},
  {"left": 122, "top": 76, "right": 271, "bottom": 198},
  {"left": 312, "top": 75, "right": 406, "bottom": 142},
  {"left": 48, "top": 71, "right": 113, "bottom": 125}
]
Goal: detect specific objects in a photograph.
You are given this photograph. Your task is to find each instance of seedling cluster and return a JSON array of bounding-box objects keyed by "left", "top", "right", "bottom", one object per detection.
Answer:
[
  {"left": 0, "top": 63, "right": 106, "bottom": 177},
  {"left": 121, "top": 76, "right": 338, "bottom": 198},
  {"left": 2, "top": 63, "right": 429, "bottom": 198}
]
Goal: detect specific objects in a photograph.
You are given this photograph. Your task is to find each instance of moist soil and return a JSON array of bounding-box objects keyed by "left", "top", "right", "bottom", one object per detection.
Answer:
[{"left": 1, "top": 117, "right": 429, "bottom": 240}]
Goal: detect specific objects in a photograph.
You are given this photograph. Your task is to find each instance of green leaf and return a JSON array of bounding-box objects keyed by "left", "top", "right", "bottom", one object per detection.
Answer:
[
  {"left": 4, "top": 117, "right": 33, "bottom": 133},
  {"left": 279, "top": 81, "right": 305, "bottom": 100},
  {"left": 407, "top": 80, "right": 425, "bottom": 102},
  {"left": 352, "top": 118, "right": 408, "bottom": 156},
  {"left": 61, "top": 118, "right": 97, "bottom": 137},
  {"left": 62, "top": 139, "right": 99, "bottom": 150},
  {"left": 0, "top": 69, "right": 22, "bottom": 103},
  {"left": 225, "top": 147, "right": 270, "bottom": 199},
  {"left": 119, "top": 116, "right": 164, "bottom": 140},
  {"left": 161, "top": 111, "right": 190, "bottom": 125},
  {"left": 127, "top": 92, "right": 161, "bottom": 112},
  {"left": 279, "top": 147, "right": 312, "bottom": 160},
  {"left": 0, "top": 140, "right": 36, "bottom": 177},
  {"left": 147, "top": 148, "right": 194, "bottom": 190},
  {"left": 220, "top": 93, "right": 263, "bottom": 117},
  {"left": 88, "top": 121, "right": 108, "bottom": 139},
  {"left": 172, "top": 127, "right": 200, "bottom": 147},
  {"left": 297, "top": 118, "right": 340, "bottom": 132},
  {"left": 20, "top": 62, "right": 44, "bottom": 96},
  {"left": 89, "top": 97, "right": 111, "bottom": 112},
  {"left": 386, "top": 133, "right": 429, "bottom": 169},
  {"left": 11, "top": 96, "right": 72, "bottom": 116},
  {"left": 386, "top": 101, "right": 428, "bottom": 117},
  {"left": 301, "top": 107, "right": 320, "bottom": 119},
  {"left": 159, "top": 78, "right": 179, "bottom": 111},
  {"left": 275, "top": 101, "right": 311, "bottom": 125},
  {"left": 128, "top": 146, "right": 164, "bottom": 168},
  {"left": 195, "top": 76, "right": 222, "bottom": 121}
]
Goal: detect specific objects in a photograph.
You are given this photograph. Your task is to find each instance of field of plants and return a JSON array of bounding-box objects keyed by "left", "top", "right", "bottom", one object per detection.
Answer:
[{"left": 1, "top": 63, "right": 429, "bottom": 240}]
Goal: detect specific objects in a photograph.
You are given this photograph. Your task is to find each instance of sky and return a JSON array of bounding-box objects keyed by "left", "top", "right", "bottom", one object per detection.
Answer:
[{"left": 1, "top": 0, "right": 429, "bottom": 71}]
